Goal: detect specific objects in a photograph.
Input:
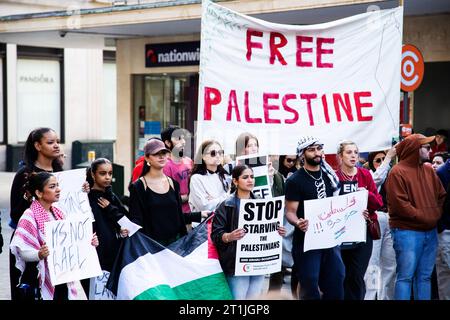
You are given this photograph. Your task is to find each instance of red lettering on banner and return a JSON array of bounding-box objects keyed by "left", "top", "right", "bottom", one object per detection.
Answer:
[
  {"left": 354, "top": 91, "right": 373, "bottom": 121},
  {"left": 269, "top": 33, "right": 287, "bottom": 65},
  {"left": 296, "top": 36, "right": 313, "bottom": 67},
  {"left": 300, "top": 94, "right": 318, "bottom": 126},
  {"left": 263, "top": 93, "right": 281, "bottom": 124},
  {"left": 226, "top": 90, "right": 241, "bottom": 122},
  {"left": 317, "top": 38, "right": 334, "bottom": 68},
  {"left": 321, "top": 94, "right": 331, "bottom": 123},
  {"left": 244, "top": 91, "right": 262, "bottom": 123},
  {"left": 282, "top": 94, "right": 298, "bottom": 124},
  {"left": 246, "top": 29, "right": 263, "bottom": 61},
  {"left": 203, "top": 87, "right": 374, "bottom": 125},
  {"left": 204, "top": 87, "right": 221, "bottom": 120},
  {"left": 333, "top": 93, "right": 354, "bottom": 122}
]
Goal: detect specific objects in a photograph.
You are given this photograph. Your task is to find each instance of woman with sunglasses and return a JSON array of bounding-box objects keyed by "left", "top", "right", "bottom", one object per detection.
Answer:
[
  {"left": 336, "top": 140, "right": 383, "bottom": 300},
  {"left": 363, "top": 146, "right": 397, "bottom": 300},
  {"left": 189, "top": 140, "right": 230, "bottom": 214},
  {"left": 278, "top": 155, "right": 298, "bottom": 180},
  {"left": 211, "top": 165, "right": 286, "bottom": 299}
]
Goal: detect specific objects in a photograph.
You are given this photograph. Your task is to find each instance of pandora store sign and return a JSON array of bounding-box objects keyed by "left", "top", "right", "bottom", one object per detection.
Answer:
[{"left": 145, "top": 41, "right": 200, "bottom": 67}]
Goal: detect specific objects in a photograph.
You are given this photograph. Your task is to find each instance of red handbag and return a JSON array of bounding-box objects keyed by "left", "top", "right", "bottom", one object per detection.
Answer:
[{"left": 367, "top": 214, "right": 381, "bottom": 240}]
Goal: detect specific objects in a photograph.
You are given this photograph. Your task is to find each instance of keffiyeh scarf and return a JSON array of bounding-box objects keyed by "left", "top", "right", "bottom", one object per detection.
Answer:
[{"left": 10, "top": 200, "right": 80, "bottom": 300}]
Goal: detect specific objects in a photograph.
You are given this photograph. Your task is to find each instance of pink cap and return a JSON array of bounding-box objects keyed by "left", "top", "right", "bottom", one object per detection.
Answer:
[{"left": 144, "top": 139, "right": 170, "bottom": 155}]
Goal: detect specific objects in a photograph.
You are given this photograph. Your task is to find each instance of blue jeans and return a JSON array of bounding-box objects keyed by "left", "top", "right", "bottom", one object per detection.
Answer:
[
  {"left": 226, "top": 275, "right": 265, "bottom": 300},
  {"left": 391, "top": 228, "right": 438, "bottom": 300}
]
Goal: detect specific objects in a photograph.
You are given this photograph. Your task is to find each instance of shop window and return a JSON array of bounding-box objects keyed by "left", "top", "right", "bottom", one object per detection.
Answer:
[
  {"left": 132, "top": 73, "right": 198, "bottom": 159},
  {"left": 16, "top": 46, "right": 64, "bottom": 142}
]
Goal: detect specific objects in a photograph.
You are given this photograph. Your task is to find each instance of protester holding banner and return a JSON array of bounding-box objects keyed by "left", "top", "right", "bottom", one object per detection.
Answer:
[
  {"left": 385, "top": 134, "right": 446, "bottom": 300},
  {"left": 335, "top": 140, "right": 383, "bottom": 300},
  {"left": 161, "top": 126, "right": 194, "bottom": 214},
  {"left": 9, "top": 127, "right": 63, "bottom": 300},
  {"left": 86, "top": 158, "right": 128, "bottom": 272},
  {"left": 10, "top": 172, "right": 99, "bottom": 300},
  {"left": 211, "top": 164, "right": 286, "bottom": 300},
  {"left": 189, "top": 140, "right": 230, "bottom": 213},
  {"left": 130, "top": 138, "right": 206, "bottom": 246},
  {"left": 233, "top": 133, "right": 294, "bottom": 293},
  {"left": 364, "top": 148, "right": 397, "bottom": 300},
  {"left": 285, "top": 136, "right": 344, "bottom": 300}
]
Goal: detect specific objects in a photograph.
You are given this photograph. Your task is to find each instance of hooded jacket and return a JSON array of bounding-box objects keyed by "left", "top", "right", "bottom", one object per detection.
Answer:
[{"left": 385, "top": 134, "right": 446, "bottom": 230}]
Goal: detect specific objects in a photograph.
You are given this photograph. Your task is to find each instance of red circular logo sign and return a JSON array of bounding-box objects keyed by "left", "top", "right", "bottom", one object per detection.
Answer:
[{"left": 401, "top": 44, "right": 424, "bottom": 92}]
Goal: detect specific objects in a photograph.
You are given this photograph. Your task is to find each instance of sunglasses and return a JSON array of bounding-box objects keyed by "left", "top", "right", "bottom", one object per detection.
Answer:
[
  {"left": 285, "top": 158, "right": 296, "bottom": 164},
  {"left": 374, "top": 157, "right": 385, "bottom": 164},
  {"left": 206, "top": 149, "right": 224, "bottom": 157},
  {"left": 421, "top": 145, "right": 431, "bottom": 151}
]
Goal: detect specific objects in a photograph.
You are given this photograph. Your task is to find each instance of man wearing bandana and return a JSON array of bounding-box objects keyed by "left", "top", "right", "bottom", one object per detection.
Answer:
[{"left": 285, "top": 136, "right": 344, "bottom": 300}]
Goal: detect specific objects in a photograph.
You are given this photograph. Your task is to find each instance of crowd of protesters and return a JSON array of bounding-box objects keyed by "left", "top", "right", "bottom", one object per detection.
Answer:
[{"left": 3, "top": 126, "right": 450, "bottom": 300}]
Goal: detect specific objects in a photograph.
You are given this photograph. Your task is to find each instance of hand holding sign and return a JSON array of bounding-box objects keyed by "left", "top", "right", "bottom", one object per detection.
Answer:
[{"left": 38, "top": 243, "right": 50, "bottom": 260}]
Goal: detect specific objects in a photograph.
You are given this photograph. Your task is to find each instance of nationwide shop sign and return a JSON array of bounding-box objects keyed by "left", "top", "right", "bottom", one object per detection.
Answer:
[
  {"left": 197, "top": 0, "right": 403, "bottom": 155},
  {"left": 145, "top": 41, "right": 200, "bottom": 67}
]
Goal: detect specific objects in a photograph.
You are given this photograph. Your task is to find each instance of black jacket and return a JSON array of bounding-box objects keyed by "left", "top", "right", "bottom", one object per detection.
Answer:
[
  {"left": 211, "top": 192, "right": 256, "bottom": 275},
  {"left": 88, "top": 187, "right": 127, "bottom": 272}
]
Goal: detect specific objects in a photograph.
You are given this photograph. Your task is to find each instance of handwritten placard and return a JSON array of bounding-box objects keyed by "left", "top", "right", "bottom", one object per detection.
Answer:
[
  {"left": 89, "top": 271, "right": 116, "bottom": 300},
  {"left": 45, "top": 216, "right": 102, "bottom": 285},
  {"left": 53, "top": 169, "right": 94, "bottom": 220},
  {"left": 303, "top": 190, "right": 368, "bottom": 252}
]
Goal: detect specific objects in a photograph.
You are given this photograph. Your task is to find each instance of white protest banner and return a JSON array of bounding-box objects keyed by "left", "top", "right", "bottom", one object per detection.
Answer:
[
  {"left": 235, "top": 154, "right": 272, "bottom": 199},
  {"left": 89, "top": 271, "right": 116, "bottom": 300},
  {"left": 53, "top": 169, "right": 94, "bottom": 220},
  {"left": 303, "top": 190, "right": 368, "bottom": 252},
  {"left": 45, "top": 215, "right": 102, "bottom": 285},
  {"left": 235, "top": 196, "right": 284, "bottom": 276},
  {"left": 197, "top": 0, "right": 402, "bottom": 155}
]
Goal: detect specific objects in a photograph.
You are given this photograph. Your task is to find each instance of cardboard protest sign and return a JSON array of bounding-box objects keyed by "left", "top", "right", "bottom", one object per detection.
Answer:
[
  {"left": 53, "top": 169, "right": 94, "bottom": 220},
  {"left": 45, "top": 216, "right": 102, "bottom": 285},
  {"left": 303, "top": 190, "right": 368, "bottom": 251},
  {"left": 235, "top": 196, "right": 284, "bottom": 276}
]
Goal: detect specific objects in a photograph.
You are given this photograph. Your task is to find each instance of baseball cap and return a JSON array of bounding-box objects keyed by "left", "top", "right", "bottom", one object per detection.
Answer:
[{"left": 144, "top": 138, "right": 170, "bottom": 156}]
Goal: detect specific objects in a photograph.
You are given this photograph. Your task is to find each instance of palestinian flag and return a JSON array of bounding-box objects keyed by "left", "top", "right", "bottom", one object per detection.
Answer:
[
  {"left": 106, "top": 217, "right": 232, "bottom": 300},
  {"left": 238, "top": 155, "right": 268, "bottom": 187}
]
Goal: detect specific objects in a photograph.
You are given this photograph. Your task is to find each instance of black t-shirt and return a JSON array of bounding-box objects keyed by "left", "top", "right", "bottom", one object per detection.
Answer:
[{"left": 285, "top": 168, "right": 334, "bottom": 220}]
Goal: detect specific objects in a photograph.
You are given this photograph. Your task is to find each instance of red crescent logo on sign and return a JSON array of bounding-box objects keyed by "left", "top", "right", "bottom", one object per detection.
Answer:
[
  {"left": 401, "top": 44, "right": 424, "bottom": 92},
  {"left": 242, "top": 264, "right": 251, "bottom": 272}
]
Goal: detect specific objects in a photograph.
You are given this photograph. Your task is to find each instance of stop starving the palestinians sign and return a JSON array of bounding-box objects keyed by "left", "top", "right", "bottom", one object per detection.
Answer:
[{"left": 197, "top": 0, "right": 403, "bottom": 155}]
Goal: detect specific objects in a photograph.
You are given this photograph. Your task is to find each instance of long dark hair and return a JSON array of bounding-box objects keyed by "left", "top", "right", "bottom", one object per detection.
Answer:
[
  {"left": 24, "top": 171, "right": 54, "bottom": 201},
  {"left": 367, "top": 151, "right": 386, "bottom": 172},
  {"left": 24, "top": 127, "right": 62, "bottom": 172},
  {"left": 86, "top": 158, "right": 112, "bottom": 188},
  {"left": 230, "top": 165, "right": 253, "bottom": 194},
  {"left": 191, "top": 140, "right": 229, "bottom": 192},
  {"left": 278, "top": 155, "right": 297, "bottom": 178}
]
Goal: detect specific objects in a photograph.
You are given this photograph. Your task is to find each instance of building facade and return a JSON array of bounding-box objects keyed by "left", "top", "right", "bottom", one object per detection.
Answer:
[{"left": 0, "top": 0, "right": 449, "bottom": 190}]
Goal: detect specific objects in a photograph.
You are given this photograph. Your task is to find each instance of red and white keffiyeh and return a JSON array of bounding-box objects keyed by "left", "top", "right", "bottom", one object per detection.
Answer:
[{"left": 10, "top": 200, "right": 80, "bottom": 300}]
